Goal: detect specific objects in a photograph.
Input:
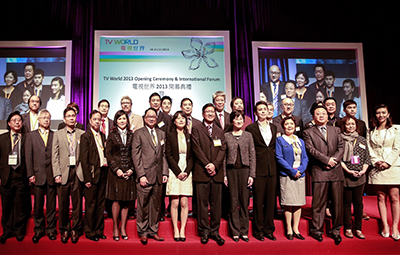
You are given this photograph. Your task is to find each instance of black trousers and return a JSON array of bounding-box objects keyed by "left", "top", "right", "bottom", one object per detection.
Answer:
[
  {"left": 1, "top": 173, "right": 29, "bottom": 237},
  {"left": 311, "top": 181, "right": 344, "bottom": 235},
  {"left": 195, "top": 180, "right": 222, "bottom": 237},
  {"left": 252, "top": 175, "right": 277, "bottom": 236},
  {"left": 84, "top": 167, "right": 107, "bottom": 238},
  {"left": 343, "top": 184, "right": 365, "bottom": 231},
  {"left": 33, "top": 182, "right": 57, "bottom": 235},
  {"left": 227, "top": 167, "right": 250, "bottom": 236}
]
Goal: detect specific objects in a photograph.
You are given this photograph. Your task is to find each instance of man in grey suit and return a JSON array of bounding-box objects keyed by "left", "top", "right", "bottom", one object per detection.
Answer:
[
  {"left": 133, "top": 108, "right": 168, "bottom": 245},
  {"left": 26, "top": 109, "right": 57, "bottom": 243},
  {"left": 52, "top": 107, "right": 85, "bottom": 243},
  {"left": 303, "top": 103, "right": 344, "bottom": 245}
]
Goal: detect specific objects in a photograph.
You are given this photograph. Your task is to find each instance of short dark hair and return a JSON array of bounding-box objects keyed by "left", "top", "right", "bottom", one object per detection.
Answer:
[
  {"left": 254, "top": 101, "right": 268, "bottom": 112},
  {"left": 4, "top": 70, "right": 18, "bottom": 84},
  {"left": 202, "top": 103, "right": 215, "bottom": 113},
  {"left": 324, "top": 70, "right": 335, "bottom": 78},
  {"left": 63, "top": 107, "right": 76, "bottom": 117},
  {"left": 34, "top": 68, "right": 45, "bottom": 77},
  {"left": 310, "top": 102, "right": 328, "bottom": 116},
  {"left": 285, "top": 80, "right": 296, "bottom": 88},
  {"left": 89, "top": 109, "right": 101, "bottom": 119},
  {"left": 295, "top": 71, "right": 309, "bottom": 85},
  {"left": 314, "top": 64, "right": 326, "bottom": 73},
  {"left": 343, "top": 99, "right": 357, "bottom": 110},
  {"left": 281, "top": 116, "right": 297, "bottom": 129},
  {"left": 323, "top": 97, "right": 337, "bottom": 105},
  {"left": 230, "top": 97, "right": 244, "bottom": 109},
  {"left": 113, "top": 110, "right": 129, "bottom": 131},
  {"left": 24, "top": 62, "right": 36, "bottom": 71},
  {"left": 161, "top": 95, "right": 172, "bottom": 104},
  {"left": 98, "top": 99, "right": 110, "bottom": 108},
  {"left": 6, "top": 111, "right": 22, "bottom": 131},
  {"left": 340, "top": 115, "right": 359, "bottom": 134},
  {"left": 28, "top": 95, "right": 42, "bottom": 107},
  {"left": 67, "top": 102, "right": 79, "bottom": 114},
  {"left": 180, "top": 97, "right": 193, "bottom": 107},
  {"left": 230, "top": 110, "right": 245, "bottom": 123},
  {"left": 149, "top": 92, "right": 161, "bottom": 101},
  {"left": 144, "top": 107, "right": 157, "bottom": 116}
]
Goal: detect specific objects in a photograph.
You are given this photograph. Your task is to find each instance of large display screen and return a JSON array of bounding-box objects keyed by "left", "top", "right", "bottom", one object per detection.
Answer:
[{"left": 93, "top": 31, "right": 231, "bottom": 120}]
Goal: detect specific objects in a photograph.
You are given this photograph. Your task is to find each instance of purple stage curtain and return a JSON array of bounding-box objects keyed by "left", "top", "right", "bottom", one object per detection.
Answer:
[{"left": 48, "top": 0, "right": 277, "bottom": 123}]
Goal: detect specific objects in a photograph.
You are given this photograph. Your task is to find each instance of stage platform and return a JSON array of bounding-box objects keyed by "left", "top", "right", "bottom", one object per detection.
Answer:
[{"left": 1, "top": 195, "right": 399, "bottom": 255}]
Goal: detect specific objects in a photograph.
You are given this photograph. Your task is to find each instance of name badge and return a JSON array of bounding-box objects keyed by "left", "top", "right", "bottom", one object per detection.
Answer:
[
  {"left": 158, "top": 121, "right": 165, "bottom": 128},
  {"left": 213, "top": 139, "right": 222, "bottom": 147},
  {"left": 359, "top": 143, "right": 366, "bottom": 150},
  {"left": 130, "top": 124, "right": 135, "bottom": 130},
  {"left": 295, "top": 126, "right": 300, "bottom": 132},
  {"left": 160, "top": 139, "right": 165, "bottom": 146},
  {"left": 69, "top": 156, "right": 76, "bottom": 166},
  {"left": 351, "top": 155, "right": 360, "bottom": 165},
  {"left": 8, "top": 154, "right": 17, "bottom": 166},
  {"left": 280, "top": 94, "right": 287, "bottom": 99}
]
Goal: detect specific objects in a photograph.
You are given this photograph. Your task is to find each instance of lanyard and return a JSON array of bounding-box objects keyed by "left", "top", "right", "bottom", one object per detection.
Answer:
[
  {"left": 11, "top": 133, "right": 21, "bottom": 149},
  {"left": 91, "top": 129, "right": 104, "bottom": 150}
]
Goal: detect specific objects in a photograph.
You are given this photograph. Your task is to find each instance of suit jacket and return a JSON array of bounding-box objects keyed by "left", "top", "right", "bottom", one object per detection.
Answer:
[
  {"left": 187, "top": 116, "right": 202, "bottom": 134},
  {"left": 245, "top": 122, "right": 277, "bottom": 177},
  {"left": 191, "top": 122, "right": 226, "bottom": 182},
  {"left": 275, "top": 135, "right": 308, "bottom": 178},
  {"left": 0, "top": 96, "right": 12, "bottom": 120},
  {"left": 106, "top": 130, "right": 134, "bottom": 173},
  {"left": 260, "top": 81, "right": 286, "bottom": 103},
  {"left": 129, "top": 112, "right": 144, "bottom": 133},
  {"left": 357, "top": 119, "right": 367, "bottom": 138},
  {"left": 21, "top": 112, "right": 39, "bottom": 133},
  {"left": 272, "top": 114, "right": 304, "bottom": 138},
  {"left": 0, "top": 132, "right": 27, "bottom": 186},
  {"left": 25, "top": 129, "right": 54, "bottom": 186},
  {"left": 166, "top": 130, "right": 193, "bottom": 177},
  {"left": 303, "top": 125, "right": 344, "bottom": 182},
  {"left": 80, "top": 129, "right": 106, "bottom": 184},
  {"left": 0, "top": 86, "right": 22, "bottom": 110},
  {"left": 156, "top": 111, "right": 172, "bottom": 133},
  {"left": 213, "top": 110, "right": 230, "bottom": 132},
  {"left": 32, "top": 85, "right": 52, "bottom": 110},
  {"left": 132, "top": 126, "right": 168, "bottom": 185},
  {"left": 52, "top": 127, "right": 85, "bottom": 185}
]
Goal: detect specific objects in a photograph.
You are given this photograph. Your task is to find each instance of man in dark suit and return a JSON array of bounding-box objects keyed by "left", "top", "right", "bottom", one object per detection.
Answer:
[
  {"left": 25, "top": 109, "right": 57, "bottom": 243},
  {"left": 98, "top": 99, "right": 113, "bottom": 139},
  {"left": 180, "top": 97, "right": 202, "bottom": 134},
  {"left": 212, "top": 91, "right": 230, "bottom": 132},
  {"left": 133, "top": 108, "right": 169, "bottom": 245},
  {"left": 324, "top": 97, "right": 341, "bottom": 127},
  {"left": 307, "top": 64, "right": 327, "bottom": 106},
  {"left": 0, "top": 96, "right": 12, "bottom": 120},
  {"left": 246, "top": 101, "right": 278, "bottom": 241},
  {"left": 324, "top": 71, "right": 344, "bottom": 116},
  {"left": 191, "top": 103, "right": 226, "bottom": 245},
  {"left": 80, "top": 110, "right": 108, "bottom": 242},
  {"left": 52, "top": 107, "right": 85, "bottom": 243},
  {"left": 149, "top": 92, "right": 172, "bottom": 133},
  {"left": 32, "top": 69, "right": 52, "bottom": 109},
  {"left": 16, "top": 62, "right": 36, "bottom": 93},
  {"left": 273, "top": 98, "right": 304, "bottom": 138},
  {"left": 21, "top": 95, "right": 41, "bottom": 132},
  {"left": 342, "top": 99, "right": 367, "bottom": 138},
  {"left": 278, "top": 80, "right": 310, "bottom": 123},
  {"left": 303, "top": 103, "right": 344, "bottom": 245},
  {"left": 260, "top": 65, "right": 286, "bottom": 117},
  {"left": 0, "top": 111, "right": 29, "bottom": 244}
]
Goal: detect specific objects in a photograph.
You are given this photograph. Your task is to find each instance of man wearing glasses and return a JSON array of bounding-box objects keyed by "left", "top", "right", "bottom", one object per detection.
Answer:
[{"left": 260, "top": 65, "right": 286, "bottom": 117}]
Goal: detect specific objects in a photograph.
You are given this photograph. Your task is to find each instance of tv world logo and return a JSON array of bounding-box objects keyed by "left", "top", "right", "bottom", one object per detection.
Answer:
[{"left": 104, "top": 39, "right": 139, "bottom": 45}]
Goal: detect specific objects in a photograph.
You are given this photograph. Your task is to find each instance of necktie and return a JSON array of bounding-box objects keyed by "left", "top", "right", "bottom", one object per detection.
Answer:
[
  {"left": 273, "top": 83, "right": 278, "bottom": 117},
  {"left": 151, "top": 129, "right": 157, "bottom": 146},
  {"left": 219, "top": 113, "right": 224, "bottom": 129},
  {"left": 12, "top": 133, "right": 20, "bottom": 169},
  {"left": 187, "top": 117, "right": 192, "bottom": 134},
  {"left": 320, "top": 126, "right": 327, "bottom": 139},
  {"left": 207, "top": 125, "right": 212, "bottom": 138},
  {"left": 101, "top": 119, "right": 106, "bottom": 134}
]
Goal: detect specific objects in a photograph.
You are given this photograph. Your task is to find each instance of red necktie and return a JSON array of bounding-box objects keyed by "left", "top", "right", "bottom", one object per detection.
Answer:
[{"left": 101, "top": 119, "right": 106, "bottom": 134}]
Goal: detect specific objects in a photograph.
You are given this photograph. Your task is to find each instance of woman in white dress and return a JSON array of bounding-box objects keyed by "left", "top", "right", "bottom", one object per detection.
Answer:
[
  {"left": 46, "top": 77, "right": 65, "bottom": 120},
  {"left": 165, "top": 111, "right": 193, "bottom": 242},
  {"left": 368, "top": 104, "right": 400, "bottom": 241}
]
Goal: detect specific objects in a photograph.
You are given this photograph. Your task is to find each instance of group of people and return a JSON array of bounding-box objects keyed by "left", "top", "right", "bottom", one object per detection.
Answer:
[
  {"left": 0, "top": 64, "right": 66, "bottom": 120},
  {"left": 0, "top": 86, "right": 399, "bottom": 247}
]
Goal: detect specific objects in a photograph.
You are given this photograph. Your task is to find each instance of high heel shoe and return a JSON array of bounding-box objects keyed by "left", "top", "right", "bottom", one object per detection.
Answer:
[
  {"left": 113, "top": 236, "right": 120, "bottom": 241},
  {"left": 381, "top": 231, "right": 390, "bottom": 238},
  {"left": 392, "top": 228, "right": 400, "bottom": 241},
  {"left": 120, "top": 229, "right": 128, "bottom": 240}
]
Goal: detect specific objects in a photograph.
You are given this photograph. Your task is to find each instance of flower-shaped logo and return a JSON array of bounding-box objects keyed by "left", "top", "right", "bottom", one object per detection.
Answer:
[{"left": 181, "top": 38, "right": 219, "bottom": 70}]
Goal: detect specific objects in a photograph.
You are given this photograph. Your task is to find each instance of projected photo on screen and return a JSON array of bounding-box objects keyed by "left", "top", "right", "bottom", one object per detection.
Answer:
[
  {"left": 252, "top": 42, "right": 367, "bottom": 124},
  {"left": 93, "top": 31, "right": 231, "bottom": 120},
  {"left": 0, "top": 41, "right": 72, "bottom": 130}
]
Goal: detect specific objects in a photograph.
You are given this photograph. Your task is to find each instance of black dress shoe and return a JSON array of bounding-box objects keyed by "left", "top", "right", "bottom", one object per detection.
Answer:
[
  {"left": 312, "top": 233, "right": 323, "bottom": 242},
  {"left": 332, "top": 234, "right": 342, "bottom": 245},
  {"left": 70, "top": 231, "right": 79, "bottom": 244},
  {"left": 97, "top": 234, "right": 107, "bottom": 239},
  {"left": 140, "top": 235, "right": 148, "bottom": 245},
  {"left": 16, "top": 235, "right": 24, "bottom": 242},
  {"left": 0, "top": 233, "right": 12, "bottom": 244},
  {"left": 200, "top": 234, "right": 209, "bottom": 244},
  {"left": 293, "top": 233, "right": 305, "bottom": 240},
  {"left": 48, "top": 233, "right": 57, "bottom": 241},
  {"left": 180, "top": 237, "right": 186, "bottom": 242},
  {"left": 61, "top": 232, "right": 69, "bottom": 244},
  {"left": 254, "top": 234, "right": 264, "bottom": 241},
  {"left": 210, "top": 234, "right": 225, "bottom": 246},
  {"left": 174, "top": 237, "right": 180, "bottom": 242},
  {"left": 232, "top": 236, "right": 239, "bottom": 242},
  {"left": 240, "top": 235, "right": 249, "bottom": 242},
  {"left": 265, "top": 233, "right": 277, "bottom": 241},
  {"left": 87, "top": 236, "right": 99, "bottom": 242},
  {"left": 286, "top": 234, "right": 293, "bottom": 240},
  {"left": 32, "top": 232, "right": 45, "bottom": 243}
]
